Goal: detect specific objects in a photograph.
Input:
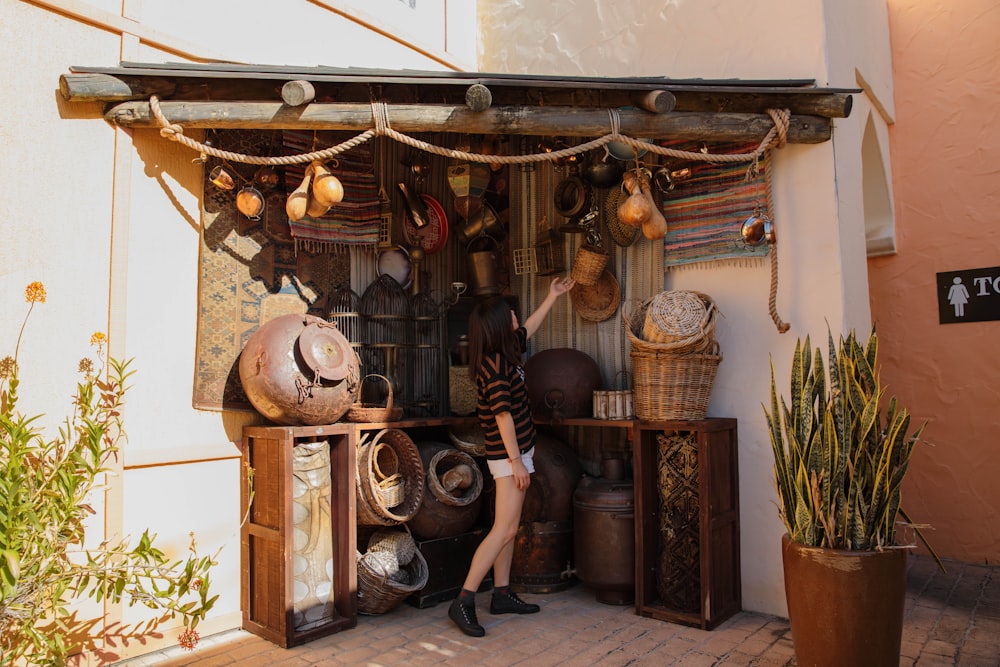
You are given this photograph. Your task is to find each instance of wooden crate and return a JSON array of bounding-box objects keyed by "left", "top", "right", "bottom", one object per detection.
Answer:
[
  {"left": 633, "top": 419, "right": 741, "bottom": 630},
  {"left": 406, "top": 528, "right": 492, "bottom": 608},
  {"left": 241, "top": 424, "right": 357, "bottom": 647}
]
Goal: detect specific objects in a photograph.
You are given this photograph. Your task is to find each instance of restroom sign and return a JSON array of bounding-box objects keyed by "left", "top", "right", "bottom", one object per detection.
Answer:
[{"left": 937, "top": 265, "right": 1000, "bottom": 324}]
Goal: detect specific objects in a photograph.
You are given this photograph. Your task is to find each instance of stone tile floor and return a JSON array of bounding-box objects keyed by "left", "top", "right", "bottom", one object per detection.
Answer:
[{"left": 118, "top": 555, "right": 998, "bottom": 666}]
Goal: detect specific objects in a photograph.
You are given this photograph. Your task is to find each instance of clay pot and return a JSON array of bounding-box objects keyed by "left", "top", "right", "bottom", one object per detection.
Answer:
[
  {"left": 408, "top": 441, "right": 484, "bottom": 540},
  {"left": 523, "top": 348, "right": 601, "bottom": 419}
]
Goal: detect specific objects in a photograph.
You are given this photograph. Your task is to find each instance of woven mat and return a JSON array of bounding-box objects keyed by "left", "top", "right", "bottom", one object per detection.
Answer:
[
  {"left": 193, "top": 130, "right": 350, "bottom": 411},
  {"left": 660, "top": 141, "right": 771, "bottom": 269}
]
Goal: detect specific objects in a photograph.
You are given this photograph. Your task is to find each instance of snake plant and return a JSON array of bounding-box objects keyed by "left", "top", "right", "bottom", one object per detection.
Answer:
[{"left": 765, "top": 326, "right": 935, "bottom": 554}]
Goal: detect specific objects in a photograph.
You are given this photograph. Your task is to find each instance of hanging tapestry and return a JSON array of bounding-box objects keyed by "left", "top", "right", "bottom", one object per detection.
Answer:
[
  {"left": 193, "top": 130, "right": 350, "bottom": 411},
  {"left": 282, "top": 130, "right": 382, "bottom": 252},
  {"left": 659, "top": 141, "right": 771, "bottom": 269}
]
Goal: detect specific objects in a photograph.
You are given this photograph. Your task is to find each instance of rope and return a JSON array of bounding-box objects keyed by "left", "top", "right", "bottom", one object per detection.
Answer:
[
  {"left": 764, "top": 148, "right": 791, "bottom": 334},
  {"left": 148, "top": 95, "right": 792, "bottom": 170}
]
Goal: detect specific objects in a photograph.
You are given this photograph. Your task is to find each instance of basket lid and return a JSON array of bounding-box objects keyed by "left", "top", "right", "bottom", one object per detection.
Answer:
[
  {"left": 297, "top": 321, "right": 354, "bottom": 381},
  {"left": 570, "top": 269, "right": 621, "bottom": 323}
]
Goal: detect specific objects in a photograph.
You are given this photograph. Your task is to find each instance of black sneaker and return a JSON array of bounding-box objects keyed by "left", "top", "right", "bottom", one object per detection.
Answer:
[
  {"left": 448, "top": 598, "right": 485, "bottom": 637},
  {"left": 490, "top": 589, "right": 540, "bottom": 615}
]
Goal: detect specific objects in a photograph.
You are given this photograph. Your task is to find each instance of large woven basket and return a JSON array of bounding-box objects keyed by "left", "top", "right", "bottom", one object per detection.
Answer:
[
  {"left": 630, "top": 342, "right": 722, "bottom": 421},
  {"left": 448, "top": 366, "right": 477, "bottom": 416},
  {"left": 625, "top": 297, "right": 716, "bottom": 355},
  {"left": 641, "top": 291, "right": 717, "bottom": 350},
  {"left": 356, "top": 528, "right": 429, "bottom": 615},
  {"left": 356, "top": 429, "right": 425, "bottom": 526}
]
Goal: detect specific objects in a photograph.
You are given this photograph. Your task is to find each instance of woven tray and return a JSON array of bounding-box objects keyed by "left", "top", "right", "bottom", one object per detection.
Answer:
[{"left": 570, "top": 269, "right": 621, "bottom": 323}]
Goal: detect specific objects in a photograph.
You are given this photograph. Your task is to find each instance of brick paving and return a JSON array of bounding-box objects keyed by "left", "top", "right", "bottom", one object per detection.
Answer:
[{"left": 118, "top": 555, "right": 998, "bottom": 666}]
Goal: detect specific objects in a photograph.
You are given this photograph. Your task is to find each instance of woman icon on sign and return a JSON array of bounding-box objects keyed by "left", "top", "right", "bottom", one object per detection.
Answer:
[{"left": 948, "top": 277, "right": 970, "bottom": 317}]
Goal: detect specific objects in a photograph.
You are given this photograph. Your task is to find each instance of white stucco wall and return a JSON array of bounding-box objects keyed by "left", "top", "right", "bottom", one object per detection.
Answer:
[
  {"left": 0, "top": 0, "right": 474, "bottom": 659},
  {"left": 478, "top": 0, "right": 891, "bottom": 617},
  {"left": 1, "top": 0, "right": 894, "bottom": 656}
]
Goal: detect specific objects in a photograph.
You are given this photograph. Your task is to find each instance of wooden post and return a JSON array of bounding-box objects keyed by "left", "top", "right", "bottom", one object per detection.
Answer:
[
  {"left": 630, "top": 89, "right": 676, "bottom": 114},
  {"left": 281, "top": 80, "right": 316, "bottom": 107},
  {"left": 465, "top": 83, "right": 493, "bottom": 112}
]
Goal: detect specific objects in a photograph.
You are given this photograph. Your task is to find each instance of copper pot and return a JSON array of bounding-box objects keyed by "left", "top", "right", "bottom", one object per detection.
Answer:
[{"left": 238, "top": 314, "right": 359, "bottom": 425}]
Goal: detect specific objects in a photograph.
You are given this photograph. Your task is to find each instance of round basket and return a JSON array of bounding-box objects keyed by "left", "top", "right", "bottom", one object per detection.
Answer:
[
  {"left": 571, "top": 243, "right": 609, "bottom": 286},
  {"left": 570, "top": 269, "right": 621, "bottom": 323},
  {"left": 630, "top": 341, "right": 723, "bottom": 421},
  {"left": 624, "top": 297, "right": 716, "bottom": 355},
  {"left": 447, "top": 421, "right": 487, "bottom": 458},
  {"left": 356, "top": 429, "right": 425, "bottom": 526},
  {"left": 346, "top": 374, "right": 403, "bottom": 423},
  {"left": 427, "top": 448, "right": 484, "bottom": 507},
  {"left": 641, "top": 291, "right": 716, "bottom": 347},
  {"left": 357, "top": 528, "right": 429, "bottom": 615}
]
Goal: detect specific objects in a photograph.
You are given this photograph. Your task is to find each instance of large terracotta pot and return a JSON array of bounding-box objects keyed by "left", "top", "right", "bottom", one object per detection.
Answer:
[{"left": 781, "top": 534, "right": 907, "bottom": 667}]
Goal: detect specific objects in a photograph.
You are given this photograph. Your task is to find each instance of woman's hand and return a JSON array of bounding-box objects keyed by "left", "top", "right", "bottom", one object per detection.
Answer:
[
  {"left": 549, "top": 276, "right": 576, "bottom": 296},
  {"left": 511, "top": 457, "right": 531, "bottom": 491}
]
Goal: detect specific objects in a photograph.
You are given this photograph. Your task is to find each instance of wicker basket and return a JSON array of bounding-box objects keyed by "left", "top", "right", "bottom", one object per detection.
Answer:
[
  {"left": 448, "top": 366, "right": 477, "bottom": 416},
  {"left": 641, "top": 291, "right": 717, "bottom": 348},
  {"left": 570, "top": 243, "right": 609, "bottom": 286},
  {"left": 356, "top": 528, "right": 429, "bottom": 615},
  {"left": 624, "top": 298, "right": 716, "bottom": 355},
  {"left": 447, "top": 421, "right": 487, "bottom": 457},
  {"left": 570, "top": 269, "right": 621, "bottom": 323},
  {"left": 356, "top": 429, "right": 425, "bottom": 526},
  {"left": 630, "top": 342, "right": 722, "bottom": 421},
  {"left": 346, "top": 374, "right": 403, "bottom": 423}
]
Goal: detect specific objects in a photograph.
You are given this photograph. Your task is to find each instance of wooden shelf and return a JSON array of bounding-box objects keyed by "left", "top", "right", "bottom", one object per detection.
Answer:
[
  {"left": 633, "top": 419, "right": 741, "bottom": 630},
  {"left": 241, "top": 424, "right": 357, "bottom": 647}
]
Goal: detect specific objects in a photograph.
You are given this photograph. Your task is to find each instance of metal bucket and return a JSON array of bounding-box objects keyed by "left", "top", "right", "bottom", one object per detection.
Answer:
[
  {"left": 573, "top": 464, "right": 635, "bottom": 605},
  {"left": 466, "top": 235, "right": 502, "bottom": 297},
  {"left": 511, "top": 520, "right": 576, "bottom": 593}
]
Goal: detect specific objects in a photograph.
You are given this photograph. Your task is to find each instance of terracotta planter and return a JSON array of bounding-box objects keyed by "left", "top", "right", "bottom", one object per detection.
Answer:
[{"left": 781, "top": 534, "right": 907, "bottom": 667}]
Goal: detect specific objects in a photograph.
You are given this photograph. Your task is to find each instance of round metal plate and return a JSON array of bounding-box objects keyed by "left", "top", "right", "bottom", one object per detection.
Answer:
[
  {"left": 404, "top": 194, "right": 449, "bottom": 254},
  {"left": 297, "top": 321, "right": 353, "bottom": 381}
]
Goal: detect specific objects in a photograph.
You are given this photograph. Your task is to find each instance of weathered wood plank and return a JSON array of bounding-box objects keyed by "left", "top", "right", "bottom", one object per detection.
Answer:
[{"left": 107, "top": 101, "right": 831, "bottom": 143}]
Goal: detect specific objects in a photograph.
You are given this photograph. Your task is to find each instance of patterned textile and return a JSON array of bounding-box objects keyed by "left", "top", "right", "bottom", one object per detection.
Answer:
[
  {"left": 660, "top": 141, "right": 771, "bottom": 269},
  {"left": 282, "top": 130, "right": 382, "bottom": 252},
  {"left": 194, "top": 130, "right": 350, "bottom": 411}
]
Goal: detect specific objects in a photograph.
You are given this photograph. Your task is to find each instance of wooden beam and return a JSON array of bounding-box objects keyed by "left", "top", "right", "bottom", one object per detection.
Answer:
[
  {"left": 106, "top": 101, "right": 831, "bottom": 144},
  {"left": 60, "top": 72, "right": 853, "bottom": 119}
]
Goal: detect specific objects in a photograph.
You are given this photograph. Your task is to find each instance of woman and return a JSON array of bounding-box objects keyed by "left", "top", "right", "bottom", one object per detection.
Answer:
[{"left": 448, "top": 276, "right": 575, "bottom": 637}]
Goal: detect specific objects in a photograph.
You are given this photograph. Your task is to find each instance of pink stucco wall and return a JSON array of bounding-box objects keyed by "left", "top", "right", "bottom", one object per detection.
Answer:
[{"left": 870, "top": 0, "right": 1000, "bottom": 564}]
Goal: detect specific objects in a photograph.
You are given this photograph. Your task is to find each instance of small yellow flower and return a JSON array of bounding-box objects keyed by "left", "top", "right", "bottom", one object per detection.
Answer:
[
  {"left": 90, "top": 332, "right": 107, "bottom": 348},
  {"left": 24, "top": 282, "right": 46, "bottom": 304}
]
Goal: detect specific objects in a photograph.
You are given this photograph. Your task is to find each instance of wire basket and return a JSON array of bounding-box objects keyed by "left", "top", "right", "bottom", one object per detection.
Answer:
[
  {"left": 630, "top": 341, "right": 722, "bottom": 421},
  {"left": 346, "top": 374, "right": 403, "bottom": 423}
]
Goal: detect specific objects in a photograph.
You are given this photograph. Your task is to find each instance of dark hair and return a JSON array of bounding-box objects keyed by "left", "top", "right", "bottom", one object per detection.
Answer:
[{"left": 467, "top": 296, "right": 520, "bottom": 381}]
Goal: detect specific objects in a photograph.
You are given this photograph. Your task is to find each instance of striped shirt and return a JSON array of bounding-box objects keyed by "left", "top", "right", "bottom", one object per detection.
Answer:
[{"left": 476, "top": 327, "right": 537, "bottom": 460}]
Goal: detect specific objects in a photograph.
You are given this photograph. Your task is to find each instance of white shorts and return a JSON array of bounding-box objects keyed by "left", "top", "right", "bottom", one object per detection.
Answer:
[{"left": 486, "top": 447, "right": 536, "bottom": 479}]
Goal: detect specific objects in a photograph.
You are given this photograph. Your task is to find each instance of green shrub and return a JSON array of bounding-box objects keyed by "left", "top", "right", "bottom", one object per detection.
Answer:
[{"left": 0, "top": 282, "right": 217, "bottom": 665}]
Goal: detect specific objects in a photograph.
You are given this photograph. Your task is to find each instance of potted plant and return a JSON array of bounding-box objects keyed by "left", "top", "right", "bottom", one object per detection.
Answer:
[{"left": 765, "top": 326, "right": 939, "bottom": 667}]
